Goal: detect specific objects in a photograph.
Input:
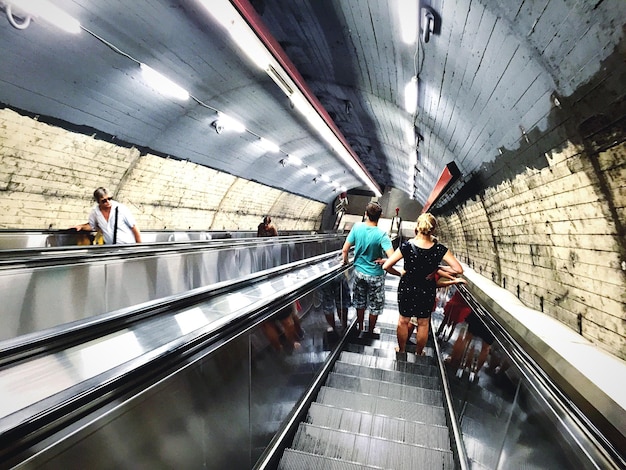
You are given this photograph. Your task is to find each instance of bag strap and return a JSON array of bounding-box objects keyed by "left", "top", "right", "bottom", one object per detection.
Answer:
[{"left": 112, "top": 206, "right": 119, "bottom": 245}]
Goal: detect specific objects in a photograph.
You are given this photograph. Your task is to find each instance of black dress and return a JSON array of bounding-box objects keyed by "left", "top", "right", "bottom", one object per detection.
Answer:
[{"left": 398, "top": 240, "right": 448, "bottom": 318}]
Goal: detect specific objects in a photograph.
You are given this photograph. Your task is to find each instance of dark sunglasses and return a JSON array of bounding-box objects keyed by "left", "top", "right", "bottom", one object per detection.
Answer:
[{"left": 99, "top": 197, "right": 113, "bottom": 203}]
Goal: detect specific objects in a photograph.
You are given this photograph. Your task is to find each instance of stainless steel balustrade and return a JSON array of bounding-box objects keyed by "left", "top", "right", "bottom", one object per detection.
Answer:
[
  {"left": 1, "top": 255, "right": 620, "bottom": 469},
  {"left": 0, "top": 253, "right": 347, "bottom": 468},
  {"left": 0, "top": 234, "right": 345, "bottom": 342},
  {"left": 265, "top": 273, "right": 623, "bottom": 470}
]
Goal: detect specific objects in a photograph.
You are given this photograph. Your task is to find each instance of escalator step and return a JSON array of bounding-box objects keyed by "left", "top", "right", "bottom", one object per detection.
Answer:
[
  {"left": 344, "top": 342, "right": 435, "bottom": 364},
  {"left": 326, "top": 372, "right": 443, "bottom": 406},
  {"left": 306, "top": 402, "right": 451, "bottom": 450},
  {"left": 333, "top": 361, "right": 441, "bottom": 390},
  {"left": 338, "top": 351, "right": 439, "bottom": 376},
  {"left": 290, "top": 423, "right": 454, "bottom": 469},
  {"left": 374, "top": 325, "right": 397, "bottom": 336},
  {"left": 316, "top": 386, "right": 446, "bottom": 426},
  {"left": 344, "top": 342, "right": 399, "bottom": 358},
  {"left": 279, "top": 448, "right": 381, "bottom": 469}
]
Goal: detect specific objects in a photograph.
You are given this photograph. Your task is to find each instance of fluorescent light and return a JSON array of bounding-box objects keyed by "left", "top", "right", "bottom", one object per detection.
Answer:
[
  {"left": 202, "top": 0, "right": 381, "bottom": 196},
  {"left": 259, "top": 138, "right": 279, "bottom": 153},
  {"left": 230, "top": 22, "right": 273, "bottom": 69},
  {"left": 16, "top": 0, "right": 81, "bottom": 34},
  {"left": 290, "top": 93, "right": 312, "bottom": 116},
  {"left": 140, "top": 64, "right": 189, "bottom": 101},
  {"left": 267, "top": 64, "right": 294, "bottom": 95},
  {"left": 398, "top": 0, "right": 418, "bottom": 44},
  {"left": 217, "top": 113, "right": 245, "bottom": 133},
  {"left": 404, "top": 76, "right": 418, "bottom": 114},
  {"left": 199, "top": 0, "right": 272, "bottom": 70}
]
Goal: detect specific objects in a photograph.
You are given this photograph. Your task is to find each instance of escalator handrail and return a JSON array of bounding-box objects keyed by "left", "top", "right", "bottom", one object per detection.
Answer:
[
  {"left": 0, "top": 250, "right": 343, "bottom": 367},
  {"left": 0, "top": 257, "right": 351, "bottom": 463},
  {"left": 253, "top": 267, "right": 356, "bottom": 470},
  {"left": 457, "top": 284, "right": 625, "bottom": 469},
  {"left": 430, "top": 317, "right": 471, "bottom": 470},
  {"left": 0, "top": 233, "right": 344, "bottom": 269}
]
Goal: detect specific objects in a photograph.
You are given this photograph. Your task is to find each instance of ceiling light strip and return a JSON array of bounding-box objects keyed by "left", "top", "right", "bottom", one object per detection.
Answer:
[
  {"left": 229, "top": 0, "right": 381, "bottom": 196},
  {"left": 9, "top": 0, "right": 81, "bottom": 33}
]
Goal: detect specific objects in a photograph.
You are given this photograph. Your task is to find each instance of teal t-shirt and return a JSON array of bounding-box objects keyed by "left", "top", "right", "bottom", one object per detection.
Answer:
[{"left": 346, "top": 222, "right": 393, "bottom": 276}]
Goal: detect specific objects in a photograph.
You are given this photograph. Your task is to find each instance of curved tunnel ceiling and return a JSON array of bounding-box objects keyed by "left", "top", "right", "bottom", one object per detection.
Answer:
[{"left": 0, "top": 0, "right": 623, "bottom": 207}]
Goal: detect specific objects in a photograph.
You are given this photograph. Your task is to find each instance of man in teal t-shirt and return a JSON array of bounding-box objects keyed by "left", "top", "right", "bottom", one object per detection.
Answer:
[{"left": 342, "top": 201, "right": 397, "bottom": 332}]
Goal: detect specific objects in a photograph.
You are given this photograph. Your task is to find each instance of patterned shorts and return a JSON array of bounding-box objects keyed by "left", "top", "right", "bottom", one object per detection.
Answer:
[{"left": 352, "top": 270, "right": 386, "bottom": 316}]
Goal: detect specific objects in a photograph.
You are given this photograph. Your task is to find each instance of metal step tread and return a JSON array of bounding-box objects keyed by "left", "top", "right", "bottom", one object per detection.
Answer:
[
  {"left": 306, "top": 402, "right": 451, "bottom": 450},
  {"left": 326, "top": 372, "right": 443, "bottom": 406},
  {"left": 344, "top": 341, "right": 402, "bottom": 358},
  {"left": 374, "top": 325, "right": 398, "bottom": 335},
  {"left": 289, "top": 422, "right": 454, "bottom": 469},
  {"left": 279, "top": 448, "right": 383, "bottom": 470},
  {"left": 316, "top": 386, "right": 447, "bottom": 426},
  {"left": 333, "top": 361, "right": 441, "bottom": 390},
  {"left": 343, "top": 342, "right": 435, "bottom": 363},
  {"left": 338, "top": 351, "right": 439, "bottom": 376}
]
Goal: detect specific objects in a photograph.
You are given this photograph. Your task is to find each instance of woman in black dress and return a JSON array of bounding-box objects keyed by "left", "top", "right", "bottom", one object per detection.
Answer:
[{"left": 383, "top": 213, "right": 464, "bottom": 355}]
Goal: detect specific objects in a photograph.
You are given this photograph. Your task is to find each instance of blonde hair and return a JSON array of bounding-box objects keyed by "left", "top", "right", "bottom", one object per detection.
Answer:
[{"left": 416, "top": 213, "right": 437, "bottom": 235}]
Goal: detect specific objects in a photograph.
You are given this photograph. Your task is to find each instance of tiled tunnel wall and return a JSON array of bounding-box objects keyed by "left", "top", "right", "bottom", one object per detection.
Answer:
[
  {"left": 0, "top": 108, "right": 324, "bottom": 232},
  {"left": 439, "top": 139, "right": 625, "bottom": 360}
]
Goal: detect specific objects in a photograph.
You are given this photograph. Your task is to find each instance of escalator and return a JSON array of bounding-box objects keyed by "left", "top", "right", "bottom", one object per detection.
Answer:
[
  {"left": 0, "top": 233, "right": 345, "bottom": 342},
  {"left": 280, "top": 323, "right": 456, "bottom": 469},
  {"left": 0, "top": 253, "right": 346, "bottom": 469},
  {"left": 1, "top": 257, "right": 623, "bottom": 469},
  {"left": 263, "top": 275, "right": 624, "bottom": 470}
]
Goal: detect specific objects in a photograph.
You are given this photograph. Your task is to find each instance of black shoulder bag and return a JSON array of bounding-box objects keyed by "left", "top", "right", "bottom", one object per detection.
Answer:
[{"left": 112, "top": 206, "right": 119, "bottom": 245}]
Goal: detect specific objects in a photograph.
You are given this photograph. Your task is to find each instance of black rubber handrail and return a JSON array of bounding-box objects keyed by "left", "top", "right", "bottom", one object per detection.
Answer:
[{"left": 430, "top": 317, "right": 470, "bottom": 470}]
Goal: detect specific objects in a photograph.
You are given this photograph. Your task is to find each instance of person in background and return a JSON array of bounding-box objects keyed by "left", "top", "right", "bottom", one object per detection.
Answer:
[
  {"left": 342, "top": 201, "right": 398, "bottom": 333},
  {"left": 257, "top": 215, "right": 278, "bottom": 237},
  {"left": 335, "top": 191, "right": 349, "bottom": 213},
  {"left": 436, "top": 285, "right": 471, "bottom": 341},
  {"left": 389, "top": 207, "right": 403, "bottom": 249},
  {"left": 383, "top": 212, "right": 463, "bottom": 355},
  {"left": 74, "top": 187, "right": 141, "bottom": 244}
]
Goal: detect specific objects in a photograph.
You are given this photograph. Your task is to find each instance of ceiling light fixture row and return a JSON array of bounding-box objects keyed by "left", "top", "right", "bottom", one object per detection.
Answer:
[
  {"left": 1, "top": 0, "right": 80, "bottom": 33},
  {"left": 201, "top": 0, "right": 381, "bottom": 197},
  {"left": 279, "top": 156, "right": 347, "bottom": 193},
  {"left": 399, "top": 1, "right": 424, "bottom": 198},
  {"left": 398, "top": 2, "right": 439, "bottom": 199},
  {"left": 1, "top": 0, "right": 345, "bottom": 193}
]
